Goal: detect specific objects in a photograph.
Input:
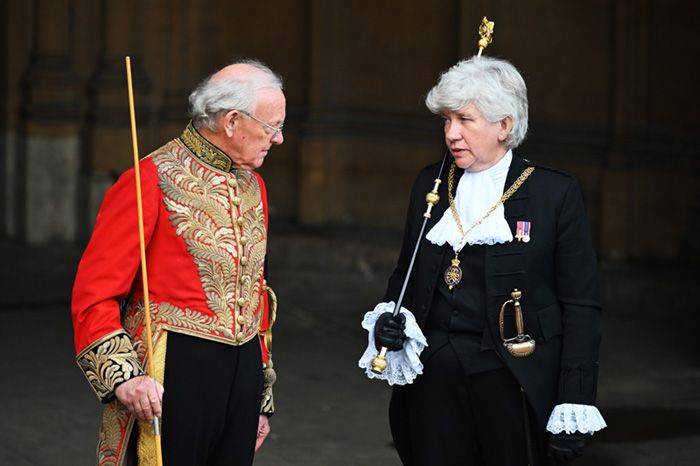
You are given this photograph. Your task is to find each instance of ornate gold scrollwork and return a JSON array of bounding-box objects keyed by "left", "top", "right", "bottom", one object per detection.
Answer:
[{"left": 76, "top": 329, "right": 144, "bottom": 401}]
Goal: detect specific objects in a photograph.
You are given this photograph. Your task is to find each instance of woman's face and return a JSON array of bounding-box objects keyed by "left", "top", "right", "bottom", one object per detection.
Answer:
[{"left": 442, "top": 103, "right": 512, "bottom": 172}]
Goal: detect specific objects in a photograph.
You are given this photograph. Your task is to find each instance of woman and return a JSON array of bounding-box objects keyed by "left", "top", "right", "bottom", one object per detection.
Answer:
[{"left": 373, "top": 56, "right": 606, "bottom": 465}]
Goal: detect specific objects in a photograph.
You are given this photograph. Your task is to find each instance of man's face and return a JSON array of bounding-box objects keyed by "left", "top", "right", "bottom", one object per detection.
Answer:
[{"left": 224, "top": 88, "right": 286, "bottom": 170}]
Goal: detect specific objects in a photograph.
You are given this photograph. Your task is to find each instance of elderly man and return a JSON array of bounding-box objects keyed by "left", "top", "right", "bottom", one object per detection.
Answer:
[{"left": 71, "top": 59, "right": 285, "bottom": 466}]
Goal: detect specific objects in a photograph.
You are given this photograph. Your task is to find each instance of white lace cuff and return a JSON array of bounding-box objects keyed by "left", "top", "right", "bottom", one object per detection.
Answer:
[
  {"left": 546, "top": 403, "right": 607, "bottom": 434},
  {"left": 358, "top": 302, "right": 427, "bottom": 386}
]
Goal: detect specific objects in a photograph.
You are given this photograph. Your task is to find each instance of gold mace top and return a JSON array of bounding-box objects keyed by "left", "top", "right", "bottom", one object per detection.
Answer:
[{"left": 477, "top": 17, "right": 495, "bottom": 56}]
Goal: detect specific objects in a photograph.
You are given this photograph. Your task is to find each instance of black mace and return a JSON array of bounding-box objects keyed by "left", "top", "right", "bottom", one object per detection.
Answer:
[
  {"left": 371, "top": 17, "right": 496, "bottom": 374},
  {"left": 370, "top": 153, "right": 447, "bottom": 373}
]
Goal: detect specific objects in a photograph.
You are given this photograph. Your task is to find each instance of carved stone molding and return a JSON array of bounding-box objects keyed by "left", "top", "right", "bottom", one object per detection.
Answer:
[
  {"left": 84, "top": 0, "right": 150, "bottom": 173},
  {"left": 16, "top": 0, "right": 82, "bottom": 244},
  {"left": 20, "top": 0, "right": 80, "bottom": 123}
]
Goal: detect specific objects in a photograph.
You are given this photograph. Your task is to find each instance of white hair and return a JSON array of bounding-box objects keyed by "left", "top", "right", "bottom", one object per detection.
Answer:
[
  {"left": 425, "top": 56, "right": 528, "bottom": 149},
  {"left": 188, "top": 59, "right": 284, "bottom": 131}
]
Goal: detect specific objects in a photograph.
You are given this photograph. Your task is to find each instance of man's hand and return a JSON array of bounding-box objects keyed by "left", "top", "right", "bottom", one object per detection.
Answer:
[
  {"left": 115, "top": 375, "right": 164, "bottom": 423},
  {"left": 255, "top": 415, "right": 271, "bottom": 451},
  {"left": 374, "top": 312, "right": 406, "bottom": 351},
  {"left": 546, "top": 432, "right": 587, "bottom": 465}
]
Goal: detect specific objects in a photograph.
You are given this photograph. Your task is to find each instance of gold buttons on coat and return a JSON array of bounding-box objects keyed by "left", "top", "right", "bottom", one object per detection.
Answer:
[
  {"left": 236, "top": 315, "right": 245, "bottom": 325},
  {"left": 236, "top": 218, "right": 245, "bottom": 226},
  {"left": 240, "top": 237, "right": 248, "bottom": 246},
  {"left": 240, "top": 256, "right": 248, "bottom": 266},
  {"left": 228, "top": 177, "right": 237, "bottom": 188},
  {"left": 237, "top": 297, "right": 247, "bottom": 307},
  {"left": 232, "top": 196, "right": 241, "bottom": 206},
  {"left": 236, "top": 332, "right": 244, "bottom": 341}
]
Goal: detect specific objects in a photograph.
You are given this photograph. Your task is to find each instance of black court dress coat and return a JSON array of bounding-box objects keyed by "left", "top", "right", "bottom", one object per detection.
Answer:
[{"left": 384, "top": 153, "right": 602, "bottom": 443}]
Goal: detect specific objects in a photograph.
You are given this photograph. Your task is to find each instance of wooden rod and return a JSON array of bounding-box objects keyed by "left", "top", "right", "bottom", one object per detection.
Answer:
[{"left": 125, "top": 55, "right": 163, "bottom": 466}]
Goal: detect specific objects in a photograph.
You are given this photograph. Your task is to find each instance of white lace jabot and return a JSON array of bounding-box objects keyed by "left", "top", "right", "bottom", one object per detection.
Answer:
[{"left": 426, "top": 150, "right": 514, "bottom": 250}]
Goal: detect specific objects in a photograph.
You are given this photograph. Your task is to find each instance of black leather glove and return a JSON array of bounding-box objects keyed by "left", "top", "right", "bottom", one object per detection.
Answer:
[
  {"left": 546, "top": 433, "right": 587, "bottom": 465},
  {"left": 374, "top": 312, "right": 406, "bottom": 351}
]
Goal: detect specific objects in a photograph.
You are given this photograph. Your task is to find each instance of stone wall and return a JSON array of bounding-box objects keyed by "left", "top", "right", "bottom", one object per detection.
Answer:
[{"left": 2, "top": 0, "right": 698, "bottom": 264}]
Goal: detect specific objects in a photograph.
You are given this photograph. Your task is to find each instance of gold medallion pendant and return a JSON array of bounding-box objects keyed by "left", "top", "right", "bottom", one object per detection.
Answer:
[
  {"left": 442, "top": 162, "right": 535, "bottom": 292},
  {"left": 444, "top": 255, "right": 463, "bottom": 290}
]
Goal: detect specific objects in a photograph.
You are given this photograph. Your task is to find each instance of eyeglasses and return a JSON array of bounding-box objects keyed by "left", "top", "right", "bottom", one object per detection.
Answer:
[{"left": 238, "top": 110, "right": 284, "bottom": 138}]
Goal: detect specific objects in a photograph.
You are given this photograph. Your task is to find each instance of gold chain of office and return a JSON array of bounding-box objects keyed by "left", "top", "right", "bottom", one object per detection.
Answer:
[
  {"left": 447, "top": 162, "right": 535, "bottom": 240},
  {"left": 443, "top": 162, "right": 535, "bottom": 290}
]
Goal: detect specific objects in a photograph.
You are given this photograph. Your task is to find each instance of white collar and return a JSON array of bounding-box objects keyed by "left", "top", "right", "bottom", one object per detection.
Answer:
[{"left": 426, "top": 150, "right": 514, "bottom": 250}]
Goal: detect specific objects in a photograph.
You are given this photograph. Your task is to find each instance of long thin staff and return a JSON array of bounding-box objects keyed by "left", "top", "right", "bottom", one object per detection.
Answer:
[
  {"left": 370, "top": 151, "right": 447, "bottom": 373},
  {"left": 125, "top": 56, "right": 164, "bottom": 466},
  {"left": 371, "top": 17, "right": 496, "bottom": 374}
]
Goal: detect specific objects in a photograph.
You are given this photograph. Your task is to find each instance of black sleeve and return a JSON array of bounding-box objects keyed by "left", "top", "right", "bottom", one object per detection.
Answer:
[{"left": 555, "top": 177, "right": 602, "bottom": 405}]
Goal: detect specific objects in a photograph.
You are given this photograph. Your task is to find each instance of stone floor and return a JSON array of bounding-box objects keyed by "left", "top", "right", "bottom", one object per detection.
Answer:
[{"left": 1, "top": 237, "right": 699, "bottom": 465}]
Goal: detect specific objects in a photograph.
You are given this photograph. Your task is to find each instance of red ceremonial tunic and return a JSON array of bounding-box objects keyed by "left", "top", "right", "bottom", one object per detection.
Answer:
[{"left": 71, "top": 123, "right": 275, "bottom": 465}]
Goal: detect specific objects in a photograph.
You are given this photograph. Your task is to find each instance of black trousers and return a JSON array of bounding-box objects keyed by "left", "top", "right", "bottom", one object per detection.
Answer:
[
  {"left": 159, "top": 332, "right": 263, "bottom": 466},
  {"left": 389, "top": 343, "right": 540, "bottom": 466}
]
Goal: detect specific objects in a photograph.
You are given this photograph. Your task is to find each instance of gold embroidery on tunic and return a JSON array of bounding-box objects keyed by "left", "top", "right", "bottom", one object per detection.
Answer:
[
  {"left": 94, "top": 128, "right": 268, "bottom": 464},
  {"left": 235, "top": 170, "right": 267, "bottom": 337},
  {"left": 149, "top": 140, "right": 267, "bottom": 343},
  {"left": 137, "top": 332, "right": 167, "bottom": 465},
  {"left": 95, "top": 304, "right": 160, "bottom": 466},
  {"left": 126, "top": 299, "right": 255, "bottom": 347},
  {"left": 76, "top": 329, "right": 144, "bottom": 402},
  {"left": 123, "top": 302, "right": 150, "bottom": 365},
  {"left": 97, "top": 399, "right": 133, "bottom": 466},
  {"left": 179, "top": 121, "right": 233, "bottom": 172}
]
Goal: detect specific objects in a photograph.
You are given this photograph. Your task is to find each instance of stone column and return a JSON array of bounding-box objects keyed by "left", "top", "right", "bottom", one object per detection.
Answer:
[
  {"left": 17, "top": 0, "right": 81, "bottom": 243},
  {"left": 297, "top": 0, "right": 353, "bottom": 225},
  {"left": 600, "top": 0, "right": 649, "bottom": 262},
  {"left": 81, "top": 0, "right": 150, "bottom": 235},
  {"left": 0, "top": 0, "right": 8, "bottom": 238},
  {"left": 157, "top": 0, "right": 198, "bottom": 140}
]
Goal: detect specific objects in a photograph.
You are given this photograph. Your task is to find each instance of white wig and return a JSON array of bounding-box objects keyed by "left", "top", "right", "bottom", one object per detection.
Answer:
[
  {"left": 189, "top": 59, "right": 284, "bottom": 131},
  {"left": 425, "top": 56, "right": 528, "bottom": 149}
]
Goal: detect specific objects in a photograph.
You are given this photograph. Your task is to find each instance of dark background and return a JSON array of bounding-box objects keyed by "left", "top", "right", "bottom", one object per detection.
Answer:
[{"left": 1, "top": 1, "right": 699, "bottom": 465}]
